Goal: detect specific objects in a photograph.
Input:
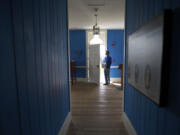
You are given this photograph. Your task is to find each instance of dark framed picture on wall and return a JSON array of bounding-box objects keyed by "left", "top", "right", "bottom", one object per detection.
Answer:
[{"left": 127, "top": 10, "right": 172, "bottom": 106}]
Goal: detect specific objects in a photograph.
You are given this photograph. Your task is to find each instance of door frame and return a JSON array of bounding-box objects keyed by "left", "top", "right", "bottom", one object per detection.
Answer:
[
  {"left": 67, "top": 0, "right": 72, "bottom": 112},
  {"left": 86, "top": 30, "right": 107, "bottom": 83},
  {"left": 122, "top": 0, "right": 127, "bottom": 112}
]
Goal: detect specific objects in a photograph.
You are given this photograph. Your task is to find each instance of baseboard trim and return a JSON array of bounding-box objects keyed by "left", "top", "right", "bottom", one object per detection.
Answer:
[
  {"left": 76, "top": 78, "right": 121, "bottom": 83},
  {"left": 110, "top": 78, "right": 121, "bottom": 83},
  {"left": 58, "top": 112, "right": 72, "bottom": 135},
  {"left": 76, "top": 78, "right": 88, "bottom": 82},
  {"left": 122, "top": 112, "right": 137, "bottom": 135}
]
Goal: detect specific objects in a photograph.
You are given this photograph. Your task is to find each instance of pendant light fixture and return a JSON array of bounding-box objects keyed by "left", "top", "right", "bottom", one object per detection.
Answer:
[{"left": 90, "top": 8, "right": 103, "bottom": 45}]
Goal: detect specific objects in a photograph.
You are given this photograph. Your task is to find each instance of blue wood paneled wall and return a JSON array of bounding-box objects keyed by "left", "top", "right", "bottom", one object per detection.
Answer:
[
  {"left": 0, "top": 1, "right": 21, "bottom": 134},
  {"left": 70, "top": 30, "right": 86, "bottom": 78},
  {"left": 0, "top": 0, "right": 70, "bottom": 135},
  {"left": 125, "top": 0, "right": 180, "bottom": 135},
  {"left": 107, "top": 30, "right": 124, "bottom": 78}
]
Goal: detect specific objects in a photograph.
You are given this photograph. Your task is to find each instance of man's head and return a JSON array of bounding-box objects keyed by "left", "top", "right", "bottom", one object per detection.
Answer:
[{"left": 106, "top": 50, "right": 110, "bottom": 56}]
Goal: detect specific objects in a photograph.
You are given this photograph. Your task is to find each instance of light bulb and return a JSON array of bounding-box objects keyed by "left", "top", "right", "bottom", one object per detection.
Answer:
[{"left": 90, "top": 34, "right": 103, "bottom": 45}]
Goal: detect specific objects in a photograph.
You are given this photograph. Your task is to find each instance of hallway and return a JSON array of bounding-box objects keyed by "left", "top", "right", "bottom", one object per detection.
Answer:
[
  {"left": 1, "top": 0, "right": 180, "bottom": 135},
  {"left": 67, "top": 83, "right": 128, "bottom": 135}
]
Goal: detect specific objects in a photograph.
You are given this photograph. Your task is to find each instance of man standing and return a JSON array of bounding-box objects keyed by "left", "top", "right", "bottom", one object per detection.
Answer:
[{"left": 104, "top": 50, "right": 112, "bottom": 85}]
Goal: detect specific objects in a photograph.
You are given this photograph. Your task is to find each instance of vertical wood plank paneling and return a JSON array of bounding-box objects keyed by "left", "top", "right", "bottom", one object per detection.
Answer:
[
  {"left": 143, "top": 99, "right": 149, "bottom": 135},
  {"left": 32, "top": 0, "right": 44, "bottom": 134},
  {"left": 11, "top": 0, "right": 32, "bottom": 134},
  {"left": 22, "top": 0, "right": 41, "bottom": 134},
  {"left": 148, "top": 0, "right": 154, "bottom": 18},
  {"left": 133, "top": 89, "right": 138, "bottom": 131},
  {"left": 134, "top": 0, "right": 138, "bottom": 30},
  {"left": 138, "top": 95, "right": 142, "bottom": 134},
  {"left": 9, "top": 0, "right": 70, "bottom": 134},
  {"left": 39, "top": 0, "right": 49, "bottom": 134},
  {"left": 46, "top": 0, "right": 54, "bottom": 134},
  {"left": 54, "top": 0, "right": 59, "bottom": 129},
  {"left": 138, "top": 93, "right": 143, "bottom": 135},
  {"left": 163, "top": 0, "right": 172, "bottom": 9},
  {"left": 1, "top": 0, "right": 69, "bottom": 134},
  {"left": 56, "top": 0, "right": 63, "bottom": 131},
  {"left": 62, "top": 0, "right": 70, "bottom": 121},
  {"left": 56, "top": 0, "right": 62, "bottom": 129},
  {"left": 159, "top": 109, "right": 167, "bottom": 135},
  {"left": 139, "top": 0, "right": 144, "bottom": 26},
  {"left": 0, "top": 1, "right": 21, "bottom": 134},
  {"left": 49, "top": 0, "right": 55, "bottom": 133},
  {"left": 54, "top": 1, "right": 58, "bottom": 126},
  {"left": 32, "top": 0, "right": 42, "bottom": 134},
  {"left": 165, "top": 113, "right": 179, "bottom": 135},
  {"left": 125, "top": 0, "right": 180, "bottom": 135},
  {"left": 172, "top": 0, "right": 180, "bottom": 9},
  {"left": 141, "top": 96, "right": 146, "bottom": 135},
  {"left": 47, "top": 1, "right": 52, "bottom": 134},
  {"left": 50, "top": 0, "right": 55, "bottom": 131},
  {"left": 142, "top": 0, "right": 148, "bottom": 23},
  {"left": 38, "top": 1, "right": 47, "bottom": 133}
]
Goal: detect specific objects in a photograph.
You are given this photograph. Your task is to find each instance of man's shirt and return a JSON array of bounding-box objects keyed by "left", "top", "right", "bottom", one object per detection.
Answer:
[{"left": 104, "top": 56, "right": 112, "bottom": 69}]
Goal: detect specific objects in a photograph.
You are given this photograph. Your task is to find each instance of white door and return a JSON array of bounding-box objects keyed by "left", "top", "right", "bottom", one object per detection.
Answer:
[{"left": 89, "top": 45, "right": 100, "bottom": 83}]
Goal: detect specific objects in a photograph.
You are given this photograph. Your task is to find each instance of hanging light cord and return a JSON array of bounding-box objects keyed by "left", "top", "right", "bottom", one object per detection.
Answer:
[
  {"left": 95, "top": 14, "right": 98, "bottom": 26},
  {"left": 94, "top": 8, "right": 98, "bottom": 26},
  {"left": 93, "top": 8, "right": 100, "bottom": 35}
]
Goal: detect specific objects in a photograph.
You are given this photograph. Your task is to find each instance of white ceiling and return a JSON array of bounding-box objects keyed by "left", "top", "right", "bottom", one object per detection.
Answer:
[{"left": 68, "top": 0, "right": 125, "bottom": 29}]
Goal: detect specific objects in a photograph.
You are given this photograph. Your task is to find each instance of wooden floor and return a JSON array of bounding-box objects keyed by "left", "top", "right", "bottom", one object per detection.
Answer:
[{"left": 66, "top": 82, "right": 128, "bottom": 135}]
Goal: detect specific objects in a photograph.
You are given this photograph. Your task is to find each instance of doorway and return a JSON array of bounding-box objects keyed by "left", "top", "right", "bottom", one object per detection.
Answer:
[{"left": 86, "top": 30, "right": 107, "bottom": 84}]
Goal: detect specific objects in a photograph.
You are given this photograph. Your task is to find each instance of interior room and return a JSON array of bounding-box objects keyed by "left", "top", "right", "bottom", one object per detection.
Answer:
[
  {"left": 1, "top": 0, "right": 180, "bottom": 135},
  {"left": 69, "top": 0, "right": 125, "bottom": 86},
  {"left": 68, "top": 0, "right": 126, "bottom": 134}
]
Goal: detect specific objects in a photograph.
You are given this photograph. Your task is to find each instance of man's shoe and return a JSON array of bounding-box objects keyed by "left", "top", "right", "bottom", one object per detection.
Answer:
[{"left": 103, "top": 83, "right": 108, "bottom": 85}]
